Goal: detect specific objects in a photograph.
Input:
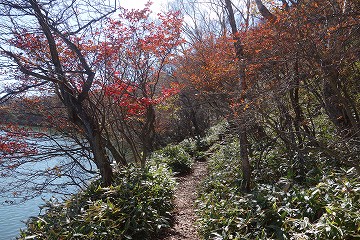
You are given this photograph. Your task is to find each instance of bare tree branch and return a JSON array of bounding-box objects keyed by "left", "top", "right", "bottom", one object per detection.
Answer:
[{"left": 254, "top": 0, "right": 276, "bottom": 21}]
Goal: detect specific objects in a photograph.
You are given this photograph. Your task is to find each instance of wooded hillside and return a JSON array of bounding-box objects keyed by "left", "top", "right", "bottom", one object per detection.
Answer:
[{"left": 0, "top": 0, "right": 359, "bottom": 239}]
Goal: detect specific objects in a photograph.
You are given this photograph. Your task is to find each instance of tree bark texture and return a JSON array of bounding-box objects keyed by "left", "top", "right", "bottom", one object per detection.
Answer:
[
  {"left": 29, "top": 0, "right": 114, "bottom": 186},
  {"left": 254, "top": 0, "right": 276, "bottom": 21},
  {"left": 224, "top": 0, "right": 252, "bottom": 192}
]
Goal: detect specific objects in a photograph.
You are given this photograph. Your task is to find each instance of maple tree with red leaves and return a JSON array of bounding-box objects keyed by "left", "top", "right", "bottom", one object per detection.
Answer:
[
  {"left": 0, "top": 0, "right": 358, "bottom": 201},
  {"left": 0, "top": 0, "right": 358, "bottom": 238},
  {"left": 0, "top": 0, "right": 183, "bottom": 191}
]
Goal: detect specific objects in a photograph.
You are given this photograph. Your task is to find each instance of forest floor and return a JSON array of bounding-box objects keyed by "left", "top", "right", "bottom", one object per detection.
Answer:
[{"left": 158, "top": 160, "right": 208, "bottom": 240}]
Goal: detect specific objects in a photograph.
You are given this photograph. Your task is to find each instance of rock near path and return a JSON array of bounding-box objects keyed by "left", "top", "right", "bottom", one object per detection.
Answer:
[{"left": 159, "top": 161, "right": 207, "bottom": 240}]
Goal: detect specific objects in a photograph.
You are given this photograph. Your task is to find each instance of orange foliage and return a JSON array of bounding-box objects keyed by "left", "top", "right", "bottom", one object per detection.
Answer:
[{"left": 177, "top": 35, "right": 239, "bottom": 94}]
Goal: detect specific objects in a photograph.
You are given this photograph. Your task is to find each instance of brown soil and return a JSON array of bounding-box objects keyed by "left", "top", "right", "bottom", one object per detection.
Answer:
[{"left": 159, "top": 161, "right": 208, "bottom": 240}]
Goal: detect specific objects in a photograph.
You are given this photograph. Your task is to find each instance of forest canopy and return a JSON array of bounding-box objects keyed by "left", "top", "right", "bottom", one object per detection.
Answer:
[{"left": 0, "top": 0, "right": 359, "bottom": 239}]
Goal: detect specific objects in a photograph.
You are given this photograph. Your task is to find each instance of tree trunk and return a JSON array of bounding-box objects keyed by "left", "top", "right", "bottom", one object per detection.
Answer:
[
  {"left": 140, "top": 105, "right": 156, "bottom": 168},
  {"left": 90, "top": 131, "right": 113, "bottom": 186},
  {"left": 102, "top": 137, "right": 128, "bottom": 166},
  {"left": 321, "top": 60, "right": 359, "bottom": 137},
  {"left": 225, "top": 0, "right": 252, "bottom": 192},
  {"left": 254, "top": 0, "right": 276, "bottom": 21},
  {"left": 239, "top": 127, "right": 251, "bottom": 191},
  {"left": 289, "top": 58, "right": 313, "bottom": 143},
  {"left": 29, "top": 0, "right": 114, "bottom": 186}
]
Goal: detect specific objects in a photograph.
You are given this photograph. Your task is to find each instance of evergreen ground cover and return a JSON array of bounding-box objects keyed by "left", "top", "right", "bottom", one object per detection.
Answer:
[
  {"left": 19, "top": 163, "right": 176, "bottom": 240},
  {"left": 17, "top": 122, "right": 360, "bottom": 240},
  {"left": 196, "top": 124, "right": 360, "bottom": 240}
]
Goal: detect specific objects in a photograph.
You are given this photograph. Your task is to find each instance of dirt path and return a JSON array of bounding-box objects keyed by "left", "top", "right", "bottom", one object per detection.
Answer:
[{"left": 160, "top": 161, "right": 207, "bottom": 240}]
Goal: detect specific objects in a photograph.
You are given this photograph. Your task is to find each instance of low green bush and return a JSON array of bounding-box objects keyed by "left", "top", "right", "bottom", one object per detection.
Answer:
[
  {"left": 19, "top": 163, "right": 176, "bottom": 240},
  {"left": 178, "top": 138, "right": 209, "bottom": 161},
  {"left": 178, "top": 138, "right": 198, "bottom": 156},
  {"left": 196, "top": 139, "right": 360, "bottom": 240},
  {"left": 282, "top": 168, "right": 360, "bottom": 239},
  {"left": 152, "top": 144, "right": 193, "bottom": 174}
]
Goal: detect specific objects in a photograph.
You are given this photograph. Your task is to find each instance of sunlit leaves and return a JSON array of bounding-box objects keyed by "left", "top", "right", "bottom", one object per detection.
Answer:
[
  {"left": 177, "top": 34, "right": 238, "bottom": 93},
  {"left": 20, "top": 164, "right": 176, "bottom": 239}
]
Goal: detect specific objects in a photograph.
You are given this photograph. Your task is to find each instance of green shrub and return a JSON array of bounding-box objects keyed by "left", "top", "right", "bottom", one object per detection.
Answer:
[
  {"left": 178, "top": 138, "right": 209, "bottom": 161},
  {"left": 19, "top": 163, "right": 176, "bottom": 240},
  {"left": 282, "top": 168, "right": 360, "bottom": 239},
  {"left": 178, "top": 138, "right": 198, "bottom": 156},
  {"left": 196, "top": 139, "right": 360, "bottom": 240},
  {"left": 152, "top": 144, "right": 193, "bottom": 174},
  {"left": 201, "top": 120, "right": 229, "bottom": 149}
]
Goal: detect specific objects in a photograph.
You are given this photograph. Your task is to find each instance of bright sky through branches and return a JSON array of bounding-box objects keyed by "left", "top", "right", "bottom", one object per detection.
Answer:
[
  {"left": 0, "top": 1, "right": 171, "bottom": 98},
  {"left": 120, "top": 0, "right": 168, "bottom": 12}
]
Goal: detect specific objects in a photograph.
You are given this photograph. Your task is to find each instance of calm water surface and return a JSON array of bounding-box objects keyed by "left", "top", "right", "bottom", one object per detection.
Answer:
[
  {"left": 0, "top": 194, "right": 55, "bottom": 240},
  {"left": 0, "top": 162, "right": 76, "bottom": 240},
  {"left": 0, "top": 135, "right": 92, "bottom": 239}
]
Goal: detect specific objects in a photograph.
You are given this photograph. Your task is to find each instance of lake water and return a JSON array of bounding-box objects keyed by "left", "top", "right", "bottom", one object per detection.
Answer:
[
  {"left": 0, "top": 193, "right": 58, "bottom": 240},
  {"left": 0, "top": 135, "right": 95, "bottom": 239},
  {"left": 0, "top": 160, "right": 79, "bottom": 240}
]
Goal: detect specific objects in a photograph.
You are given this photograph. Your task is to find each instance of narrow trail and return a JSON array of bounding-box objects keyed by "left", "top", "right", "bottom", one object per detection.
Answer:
[{"left": 160, "top": 161, "right": 208, "bottom": 240}]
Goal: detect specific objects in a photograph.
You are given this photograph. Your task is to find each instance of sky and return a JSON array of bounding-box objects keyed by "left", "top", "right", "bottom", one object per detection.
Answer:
[
  {"left": 120, "top": 0, "right": 168, "bottom": 12},
  {"left": 0, "top": 0, "right": 170, "bottom": 97}
]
